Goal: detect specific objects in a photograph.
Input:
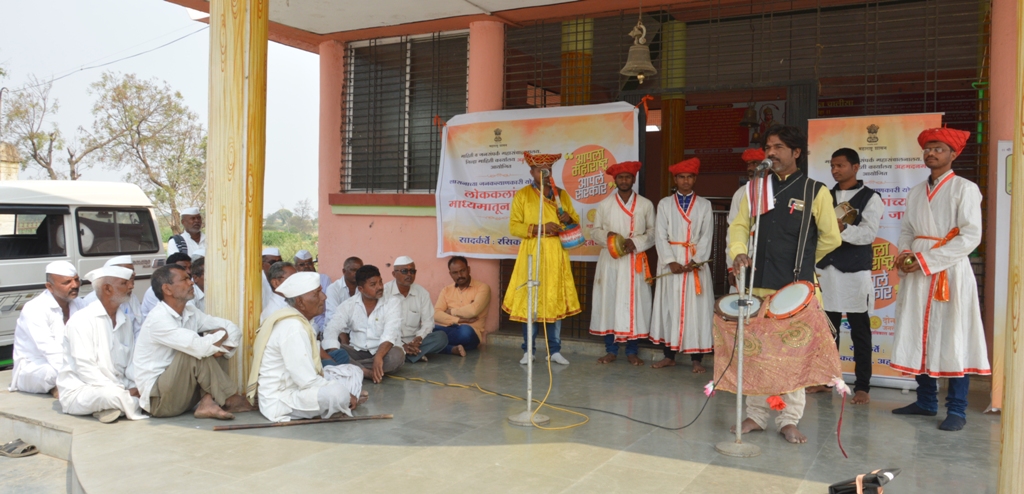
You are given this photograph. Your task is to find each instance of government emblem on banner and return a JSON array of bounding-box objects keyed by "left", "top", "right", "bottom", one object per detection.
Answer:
[{"left": 866, "top": 124, "right": 879, "bottom": 144}]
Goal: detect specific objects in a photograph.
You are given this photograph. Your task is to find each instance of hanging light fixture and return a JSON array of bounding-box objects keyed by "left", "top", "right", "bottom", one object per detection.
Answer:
[{"left": 619, "top": 1, "right": 657, "bottom": 84}]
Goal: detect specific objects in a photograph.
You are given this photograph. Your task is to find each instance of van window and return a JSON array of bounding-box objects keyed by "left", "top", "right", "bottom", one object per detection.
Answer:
[
  {"left": 0, "top": 213, "right": 67, "bottom": 259},
  {"left": 76, "top": 208, "right": 159, "bottom": 255}
]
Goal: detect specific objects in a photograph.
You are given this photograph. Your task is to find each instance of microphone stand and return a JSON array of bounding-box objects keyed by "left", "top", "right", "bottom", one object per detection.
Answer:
[
  {"left": 509, "top": 170, "right": 551, "bottom": 427},
  {"left": 715, "top": 164, "right": 768, "bottom": 458}
]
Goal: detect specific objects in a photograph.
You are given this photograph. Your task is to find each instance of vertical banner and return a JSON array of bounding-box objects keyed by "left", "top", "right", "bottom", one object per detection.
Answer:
[
  {"left": 808, "top": 113, "right": 942, "bottom": 389},
  {"left": 988, "top": 140, "right": 1013, "bottom": 412},
  {"left": 436, "top": 102, "right": 639, "bottom": 261}
]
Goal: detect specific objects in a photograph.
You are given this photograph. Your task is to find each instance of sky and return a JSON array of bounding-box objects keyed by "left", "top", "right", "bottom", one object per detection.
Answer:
[{"left": 0, "top": 0, "right": 320, "bottom": 217}]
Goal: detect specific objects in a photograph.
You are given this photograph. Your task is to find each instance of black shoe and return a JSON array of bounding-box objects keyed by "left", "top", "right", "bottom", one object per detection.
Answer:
[
  {"left": 892, "top": 403, "right": 937, "bottom": 416},
  {"left": 939, "top": 414, "right": 966, "bottom": 431}
]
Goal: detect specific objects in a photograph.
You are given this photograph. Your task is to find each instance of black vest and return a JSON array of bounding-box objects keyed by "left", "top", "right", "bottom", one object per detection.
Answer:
[
  {"left": 752, "top": 172, "right": 821, "bottom": 290},
  {"left": 816, "top": 182, "right": 879, "bottom": 273}
]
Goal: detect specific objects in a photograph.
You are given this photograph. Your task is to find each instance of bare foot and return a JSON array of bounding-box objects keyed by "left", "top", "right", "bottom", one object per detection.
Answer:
[
  {"left": 780, "top": 424, "right": 807, "bottom": 444},
  {"left": 691, "top": 360, "right": 707, "bottom": 374},
  {"left": 50, "top": 387, "right": 60, "bottom": 399},
  {"left": 350, "top": 394, "right": 360, "bottom": 410},
  {"left": 805, "top": 385, "right": 831, "bottom": 394},
  {"left": 597, "top": 353, "right": 617, "bottom": 364},
  {"left": 651, "top": 358, "right": 676, "bottom": 369},
  {"left": 452, "top": 345, "right": 466, "bottom": 357},
  {"left": 223, "top": 394, "right": 257, "bottom": 413},
  {"left": 730, "top": 418, "right": 764, "bottom": 434},
  {"left": 851, "top": 390, "right": 870, "bottom": 405},
  {"left": 627, "top": 355, "right": 644, "bottom": 366},
  {"left": 194, "top": 394, "right": 235, "bottom": 420},
  {"left": 420, "top": 355, "right": 429, "bottom": 363}
]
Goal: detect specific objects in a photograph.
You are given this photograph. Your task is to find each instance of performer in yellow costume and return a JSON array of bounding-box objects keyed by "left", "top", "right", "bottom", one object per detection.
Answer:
[{"left": 502, "top": 152, "right": 581, "bottom": 365}]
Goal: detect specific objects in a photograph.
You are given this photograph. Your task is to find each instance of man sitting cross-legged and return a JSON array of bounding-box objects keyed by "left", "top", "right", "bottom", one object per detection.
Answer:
[
  {"left": 323, "top": 265, "right": 405, "bottom": 383},
  {"left": 133, "top": 265, "right": 255, "bottom": 420},
  {"left": 385, "top": 256, "right": 448, "bottom": 363},
  {"left": 249, "top": 272, "right": 366, "bottom": 422},
  {"left": 433, "top": 256, "right": 491, "bottom": 357}
]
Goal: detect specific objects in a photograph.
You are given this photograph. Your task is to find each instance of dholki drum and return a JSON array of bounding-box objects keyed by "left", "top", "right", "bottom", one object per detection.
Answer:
[
  {"left": 607, "top": 232, "right": 628, "bottom": 259},
  {"left": 559, "top": 223, "right": 585, "bottom": 249},
  {"left": 766, "top": 281, "right": 815, "bottom": 319},
  {"left": 835, "top": 201, "right": 858, "bottom": 225},
  {"left": 714, "top": 294, "right": 763, "bottom": 322}
]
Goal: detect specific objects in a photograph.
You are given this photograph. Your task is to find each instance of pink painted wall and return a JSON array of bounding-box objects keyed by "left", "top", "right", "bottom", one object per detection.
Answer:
[{"left": 318, "top": 39, "right": 345, "bottom": 280}]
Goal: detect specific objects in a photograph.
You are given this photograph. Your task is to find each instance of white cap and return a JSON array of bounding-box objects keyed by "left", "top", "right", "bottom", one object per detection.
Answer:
[
  {"left": 104, "top": 255, "right": 133, "bottom": 267},
  {"left": 276, "top": 272, "right": 322, "bottom": 298},
  {"left": 45, "top": 261, "right": 77, "bottom": 277},
  {"left": 262, "top": 247, "right": 280, "bottom": 257},
  {"left": 190, "top": 249, "right": 205, "bottom": 261},
  {"left": 294, "top": 249, "right": 313, "bottom": 260},
  {"left": 180, "top": 207, "right": 201, "bottom": 216},
  {"left": 393, "top": 256, "right": 414, "bottom": 266},
  {"left": 83, "top": 266, "right": 133, "bottom": 283}
]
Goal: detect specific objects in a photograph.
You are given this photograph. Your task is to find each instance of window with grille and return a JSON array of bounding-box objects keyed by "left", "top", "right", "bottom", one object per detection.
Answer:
[{"left": 343, "top": 33, "right": 469, "bottom": 193}]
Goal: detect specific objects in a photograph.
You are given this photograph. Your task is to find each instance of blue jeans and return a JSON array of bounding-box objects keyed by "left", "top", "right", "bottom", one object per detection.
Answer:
[
  {"left": 322, "top": 348, "right": 350, "bottom": 367},
  {"left": 604, "top": 334, "right": 639, "bottom": 356},
  {"left": 406, "top": 331, "right": 449, "bottom": 363},
  {"left": 433, "top": 324, "right": 480, "bottom": 354},
  {"left": 522, "top": 320, "right": 561, "bottom": 355},
  {"left": 915, "top": 374, "right": 970, "bottom": 418}
]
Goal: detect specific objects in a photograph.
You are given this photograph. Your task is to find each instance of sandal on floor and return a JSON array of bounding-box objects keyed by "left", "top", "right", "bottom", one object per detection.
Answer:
[{"left": 0, "top": 439, "right": 39, "bottom": 458}]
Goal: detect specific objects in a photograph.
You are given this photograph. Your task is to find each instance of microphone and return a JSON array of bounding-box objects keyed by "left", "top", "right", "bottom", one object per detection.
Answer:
[
  {"left": 755, "top": 159, "right": 773, "bottom": 172},
  {"left": 539, "top": 168, "right": 551, "bottom": 178}
]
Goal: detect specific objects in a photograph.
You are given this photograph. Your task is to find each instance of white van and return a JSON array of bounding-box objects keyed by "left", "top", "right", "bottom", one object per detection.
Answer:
[{"left": 0, "top": 181, "right": 165, "bottom": 367}]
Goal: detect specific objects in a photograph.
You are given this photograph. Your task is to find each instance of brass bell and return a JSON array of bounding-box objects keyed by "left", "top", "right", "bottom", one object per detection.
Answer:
[
  {"left": 620, "top": 20, "right": 657, "bottom": 84},
  {"left": 740, "top": 104, "right": 759, "bottom": 128}
]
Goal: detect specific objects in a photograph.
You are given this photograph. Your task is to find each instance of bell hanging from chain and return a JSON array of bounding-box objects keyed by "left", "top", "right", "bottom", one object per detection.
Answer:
[
  {"left": 620, "top": 20, "right": 657, "bottom": 84},
  {"left": 739, "top": 104, "right": 759, "bottom": 128}
]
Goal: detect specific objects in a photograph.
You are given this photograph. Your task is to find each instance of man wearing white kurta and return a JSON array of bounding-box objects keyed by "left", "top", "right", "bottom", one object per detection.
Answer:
[
  {"left": 134, "top": 264, "right": 254, "bottom": 419},
  {"left": 261, "top": 247, "right": 283, "bottom": 312},
  {"left": 141, "top": 252, "right": 193, "bottom": 321},
  {"left": 259, "top": 261, "right": 296, "bottom": 324},
  {"left": 326, "top": 257, "right": 363, "bottom": 325},
  {"left": 248, "top": 272, "right": 365, "bottom": 423},
  {"left": 589, "top": 161, "right": 655, "bottom": 366},
  {"left": 650, "top": 158, "right": 715, "bottom": 373},
  {"left": 166, "top": 207, "right": 206, "bottom": 257},
  {"left": 294, "top": 250, "right": 332, "bottom": 333},
  {"left": 57, "top": 266, "right": 146, "bottom": 424},
  {"left": 385, "top": 256, "right": 447, "bottom": 363},
  {"left": 84, "top": 255, "right": 144, "bottom": 338},
  {"left": 812, "top": 148, "right": 883, "bottom": 405},
  {"left": 191, "top": 256, "right": 206, "bottom": 312},
  {"left": 10, "top": 261, "right": 87, "bottom": 396},
  {"left": 891, "top": 127, "right": 989, "bottom": 432}
]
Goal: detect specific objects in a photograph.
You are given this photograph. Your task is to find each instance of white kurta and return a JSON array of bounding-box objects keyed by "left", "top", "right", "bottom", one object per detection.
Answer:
[
  {"left": 312, "top": 273, "right": 331, "bottom": 333},
  {"left": 890, "top": 171, "right": 989, "bottom": 377},
  {"left": 816, "top": 187, "right": 884, "bottom": 313},
  {"left": 257, "top": 318, "right": 363, "bottom": 422},
  {"left": 261, "top": 273, "right": 275, "bottom": 312},
  {"left": 57, "top": 301, "right": 146, "bottom": 420},
  {"left": 85, "top": 291, "right": 143, "bottom": 339},
  {"left": 383, "top": 281, "right": 435, "bottom": 344},
  {"left": 325, "top": 279, "right": 356, "bottom": 326},
  {"left": 322, "top": 295, "right": 403, "bottom": 354},
  {"left": 649, "top": 194, "right": 715, "bottom": 353},
  {"left": 166, "top": 232, "right": 206, "bottom": 256},
  {"left": 589, "top": 192, "right": 656, "bottom": 341},
  {"left": 260, "top": 293, "right": 288, "bottom": 325},
  {"left": 9, "top": 291, "right": 88, "bottom": 393}
]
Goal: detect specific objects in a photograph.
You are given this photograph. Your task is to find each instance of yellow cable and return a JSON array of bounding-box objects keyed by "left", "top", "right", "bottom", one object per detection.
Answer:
[{"left": 529, "top": 320, "right": 589, "bottom": 430}]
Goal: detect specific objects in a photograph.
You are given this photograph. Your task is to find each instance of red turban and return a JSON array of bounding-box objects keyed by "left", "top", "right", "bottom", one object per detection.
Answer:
[
  {"left": 524, "top": 151, "right": 562, "bottom": 167},
  {"left": 917, "top": 128, "right": 970, "bottom": 154},
  {"left": 741, "top": 148, "right": 766, "bottom": 162},
  {"left": 605, "top": 161, "right": 642, "bottom": 177},
  {"left": 668, "top": 157, "right": 700, "bottom": 176}
]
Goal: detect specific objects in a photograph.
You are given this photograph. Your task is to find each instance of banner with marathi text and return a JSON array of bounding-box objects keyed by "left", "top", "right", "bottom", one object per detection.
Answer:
[
  {"left": 808, "top": 113, "right": 942, "bottom": 389},
  {"left": 436, "top": 102, "right": 640, "bottom": 261}
]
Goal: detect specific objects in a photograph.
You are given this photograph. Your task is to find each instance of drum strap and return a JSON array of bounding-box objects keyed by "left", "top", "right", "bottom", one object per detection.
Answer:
[
  {"left": 792, "top": 178, "right": 816, "bottom": 282},
  {"left": 914, "top": 227, "right": 960, "bottom": 302},
  {"left": 668, "top": 241, "right": 702, "bottom": 294}
]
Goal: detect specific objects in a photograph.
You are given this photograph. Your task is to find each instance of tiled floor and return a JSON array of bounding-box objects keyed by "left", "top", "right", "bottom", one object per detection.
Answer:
[{"left": 0, "top": 342, "right": 1001, "bottom": 493}]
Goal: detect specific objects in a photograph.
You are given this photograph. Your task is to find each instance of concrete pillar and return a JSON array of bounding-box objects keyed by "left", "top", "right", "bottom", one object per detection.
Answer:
[
  {"left": 660, "top": 20, "right": 686, "bottom": 199},
  {"left": 206, "top": 0, "right": 269, "bottom": 383},
  {"left": 318, "top": 40, "right": 346, "bottom": 280},
  {"left": 999, "top": 0, "right": 1024, "bottom": 488},
  {"left": 467, "top": 21, "right": 506, "bottom": 337},
  {"left": 560, "top": 19, "right": 593, "bottom": 106}
]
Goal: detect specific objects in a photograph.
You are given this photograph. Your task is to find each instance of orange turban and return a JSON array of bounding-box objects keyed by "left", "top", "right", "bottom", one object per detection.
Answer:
[
  {"left": 669, "top": 157, "right": 700, "bottom": 176},
  {"left": 917, "top": 128, "right": 970, "bottom": 154},
  {"left": 741, "top": 148, "right": 766, "bottom": 162},
  {"left": 524, "top": 151, "right": 562, "bottom": 167},
  {"left": 605, "top": 161, "right": 642, "bottom": 177}
]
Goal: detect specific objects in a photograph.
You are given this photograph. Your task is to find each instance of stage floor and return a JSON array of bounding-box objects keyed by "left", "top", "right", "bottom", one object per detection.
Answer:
[{"left": 0, "top": 341, "right": 1001, "bottom": 493}]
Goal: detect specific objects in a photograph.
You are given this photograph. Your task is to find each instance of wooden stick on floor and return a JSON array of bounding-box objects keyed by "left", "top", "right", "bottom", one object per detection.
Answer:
[{"left": 213, "top": 414, "right": 393, "bottom": 431}]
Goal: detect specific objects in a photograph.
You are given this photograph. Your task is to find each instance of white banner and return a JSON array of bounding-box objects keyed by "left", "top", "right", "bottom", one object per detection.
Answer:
[
  {"left": 808, "top": 113, "right": 943, "bottom": 389},
  {"left": 436, "top": 102, "right": 640, "bottom": 261}
]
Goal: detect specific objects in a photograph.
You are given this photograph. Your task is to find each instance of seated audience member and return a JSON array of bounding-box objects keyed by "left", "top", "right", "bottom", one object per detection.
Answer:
[
  {"left": 84, "top": 255, "right": 144, "bottom": 337},
  {"left": 261, "top": 247, "right": 283, "bottom": 311},
  {"left": 248, "top": 272, "right": 366, "bottom": 422},
  {"left": 323, "top": 265, "right": 405, "bottom": 383},
  {"left": 133, "top": 265, "right": 254, "bottom": 419},
  {"left": 294, "top": 249, "right": 331, "bottom": 333},
  {"left": 325, "top": 257, "right": 363, "bottom": 323},
  {"left": 433, "top": 256, "right": 490, "bottom": 357},
  {"left": 260, "top": 261, "right": 297, "bottom": 324},
  {"left": 57, "top": 266, "right": 146, "bottom": 424},
  {"left": 191, "top": 256, "right": 206, "bottom": 312},
  {"left": 384, "top": 256, "right": 447, "bottom": 363},
  {"left": 9, "top": 261, "right": 88, "bottom": 396},
  {"left": 142, "top": 252, "right": 192, "bottom": 320}
]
